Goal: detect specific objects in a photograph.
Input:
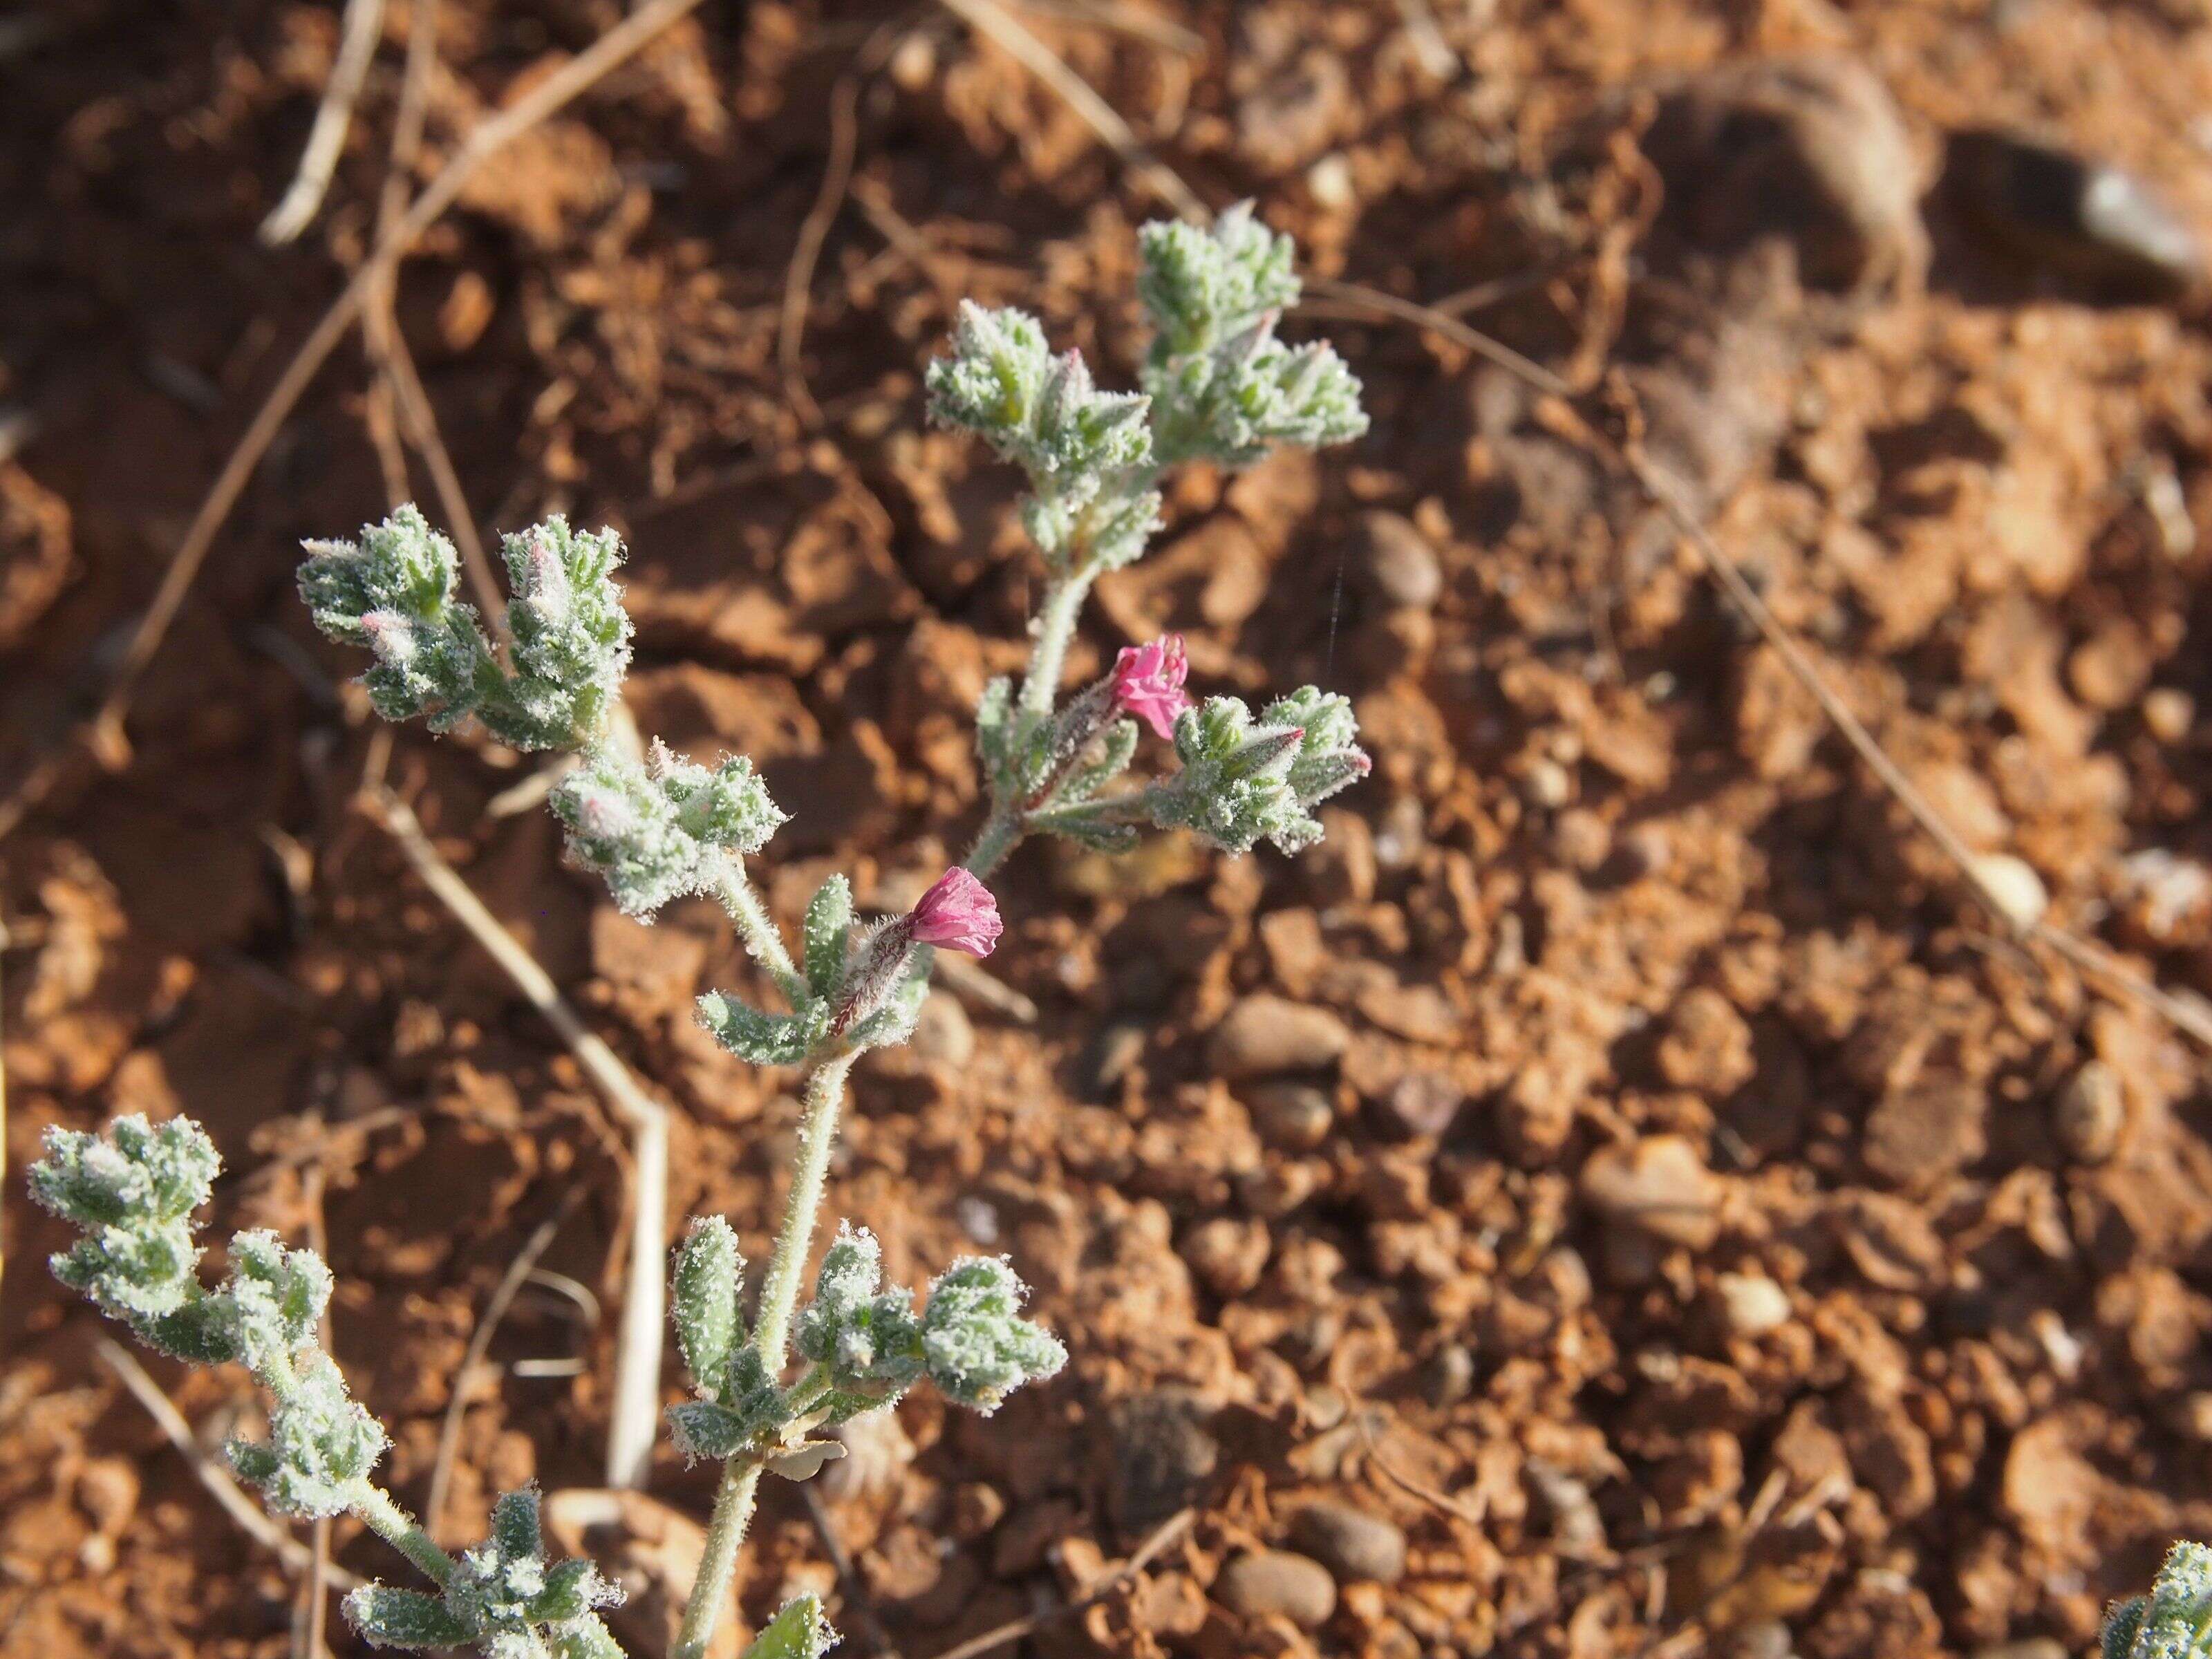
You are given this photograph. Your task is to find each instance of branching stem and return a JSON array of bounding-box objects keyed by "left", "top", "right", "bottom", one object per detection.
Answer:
[{"left": 709, "top": 859, "right": 808, "bottom": 1006}]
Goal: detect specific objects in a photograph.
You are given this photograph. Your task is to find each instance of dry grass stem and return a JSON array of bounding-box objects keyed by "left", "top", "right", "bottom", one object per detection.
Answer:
[
  {"left": 935, "top": 0, "right": 1205, "bottom": 220},
  {"left": 260, "top": 0, "right": 388, "bottom": 245}
]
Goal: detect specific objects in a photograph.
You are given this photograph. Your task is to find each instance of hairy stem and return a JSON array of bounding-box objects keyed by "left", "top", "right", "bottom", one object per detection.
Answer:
[
  {"left": 753, "top": 1056, "right": 856, "bottom": 1367},
  {"left": 1018, "top": 568, "right": 1096, "bottom": 723},
  {"left": 349, "top": 1481, "right": 457, "bottom": 1587},
  {"left": 671, "top": 1053, "right": 856, "bottom": 1659},
  {"left": 965, "top": 807, "right": 1024, "bottom": 878},
  {"left": 672, "top": 1461, "right": 762, "bottom": 1659},
  {"left": 709, "top": 859, "right": 807, "bottom": 1007}
]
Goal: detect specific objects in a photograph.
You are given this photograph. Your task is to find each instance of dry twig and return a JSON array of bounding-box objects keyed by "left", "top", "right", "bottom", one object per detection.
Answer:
[
  {"left": 0, "top": 0, "right": 709, "bottom": 845},
  {"left": 368, "top": 310, "right": 504, "bottom": 626},
  {"left": 1355, "top": 1409, "right": 1485, "bottom": 1528},
  {"left": 364, "top": 786, "right": 668, "bottom": 1489},
  {"left": 358, "top": 0, "right": 505, "bottom": 626},
  {"left": 935, "top": 0, "right": 1205, "bottom": 220},
  {"left": 780, "top": 65, "right": 865, "bottom": 431},
  {"left": 780, "top": 17, "right": 935, "bottom": 430},
  {"left": 261, "top": 0, "right": 388, "bottom": 245},
  {"left": 927, "top": 1508, "right": 1194, "bottom": 1659},
  {"left": 932, "top": 950, "right": 1039, "bottom": 1024},
  {"left": 1008, "top": 0, "right": 1203, "bottom": 53}
]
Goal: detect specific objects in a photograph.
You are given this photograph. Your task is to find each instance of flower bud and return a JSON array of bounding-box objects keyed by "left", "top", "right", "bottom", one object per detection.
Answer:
[{"left": 906, "top": 868, "right": 1002, "bottom": 957}]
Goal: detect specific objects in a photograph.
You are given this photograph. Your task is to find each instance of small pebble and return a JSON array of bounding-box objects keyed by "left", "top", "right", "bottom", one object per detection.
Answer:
[
  {"left": 1305, "top": 152, "right": 1356, "bottom": 210},
  {"left": 1521, "top": 757, "right": 1574, "bottom": 809},
  {"left": 1209, "top": 995, "right": 1351, "bottom": 1078},
  {"left": 1248, "top": 1080, "right": 1336, "bottom": 1152},
  {"left": 2068, "top": 623, "right": 2153, "bottom": 711},
  {"left": 1182, "top": 1215, "right": 1271, "bottom": 1297},
  {"left": 73, "top": 1458, "right": 140, "bottom": 1538},
  {"left": 1970, "top": 852, "right": 2047, "bottom": 932},
  {"left": 2144, "top": 465, "right": 2195, "bottom": 559},
  {"left": 1971, "top": 1642, "right": 2067, "bottom": 1659},
  {"left": 888, "top": 31, "right": 936, "bottom": 90},
  {"left": 1526, "top": 1458, "right": 1607, "bottom": 1555},
  {"left": 1617, "top": 821, "right": 1671, "bottom": 880},
  {"left": 1302, "top": 1385, "right": 1350, "bottom": 1430},
  {"left": 1356, "top": 511, "right": 1445, "bottom": 610},
  {"left": 1373, "top": 794, "right": 1427, "bottom": 871},
  {"left": 1864, "top": 1076, "right": 1987, "bottom": 1189},
  {"left": 818, "top": 1405, "right": 914, "bottom": 1503},
  {"left": 2175, "top": 1391, "right": 2212, "bottom": 1444},
  {"left": 950, "top": 1482, "right": 1006, "bottom": 1539},
  {"left": 1553, "top": 807, "right": 1612, "bottom": 873},
  {"left": 2120, "top": 847, "right": 2212, "bottom": 944},
  {"left": 1379, "top": 1069, "right": 1465, "bottom": 1138},
  {"left": 1421, "top": 1342, "right": 1476, "bottom": 1407},
  {"left": 1716, "top": 1271, "right": 1792, "bottom": 1337},
  {"left": 1083, "top": 1020, "right": 1147, "bottom": 1096},
  {"left": 1581, "top": 1134, "right": 1724, "bottom": 1249},
  {"left": 1215, "top": 1550, "right": 1338, "bottom": 1629},
  {"left": 1722, "top": 1621, "right": 1797, "bottom": 1659},
  {"left": 2144, "top": 687, "right": 2195, "bottom": 744},
  {"left": 1647, "top": 53, "right": 1928, "bottom": 290},
  {"left": 955, "top": 1193, "right": 1004, "bottom": 1248},
  {"left": 1291, "top": 1501, "right": 1407, "bottom": 1585},
  {"left": 2054, "top": 1060, "right": 2125, "bottom": 1164},
  {"left": 1302, "top": 808, "right": 1376, "bottom": 904}
]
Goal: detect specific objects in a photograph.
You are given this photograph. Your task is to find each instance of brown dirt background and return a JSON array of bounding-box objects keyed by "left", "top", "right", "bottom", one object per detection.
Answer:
[{"left": 10, "top": 1, "right": 2212, "bottom": 1655}]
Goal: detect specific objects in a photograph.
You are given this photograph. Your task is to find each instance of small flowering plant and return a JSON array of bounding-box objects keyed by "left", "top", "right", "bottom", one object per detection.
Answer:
[{"left": 30, "top": 207, "right": 1369, "bottom": 1658}]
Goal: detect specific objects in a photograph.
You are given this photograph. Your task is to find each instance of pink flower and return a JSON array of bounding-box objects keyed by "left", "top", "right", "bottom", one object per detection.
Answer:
[
  {"left": 906, "top": 868, "right": 1002, "bottom": 957},
  {"left": 1111, "top": 634, "right": 1193, "bottom": 740}
]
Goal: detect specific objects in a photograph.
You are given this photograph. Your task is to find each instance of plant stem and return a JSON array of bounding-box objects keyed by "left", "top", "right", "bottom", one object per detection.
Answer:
[
  {"left": 1018, "top": 568, "right": 1095, "bottom": 722},
  {"left": 752, "top": 1056, "right": 856, "bottom": 1367},
  {"left": 709, "top": 859, "right": 807, "bottom": 1006},
  {"left": 671, "top": 1053, "right": 856, "bottom": 1659},
  {"left": 672, "top": 1461, "right": 762, "bottom": 1659},
  {"left": 965, "top": 807, "right": 1023, "bottom": 878},
  {"left": 349, "top": 1481, "right": 457, "bottom": 1586}
]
